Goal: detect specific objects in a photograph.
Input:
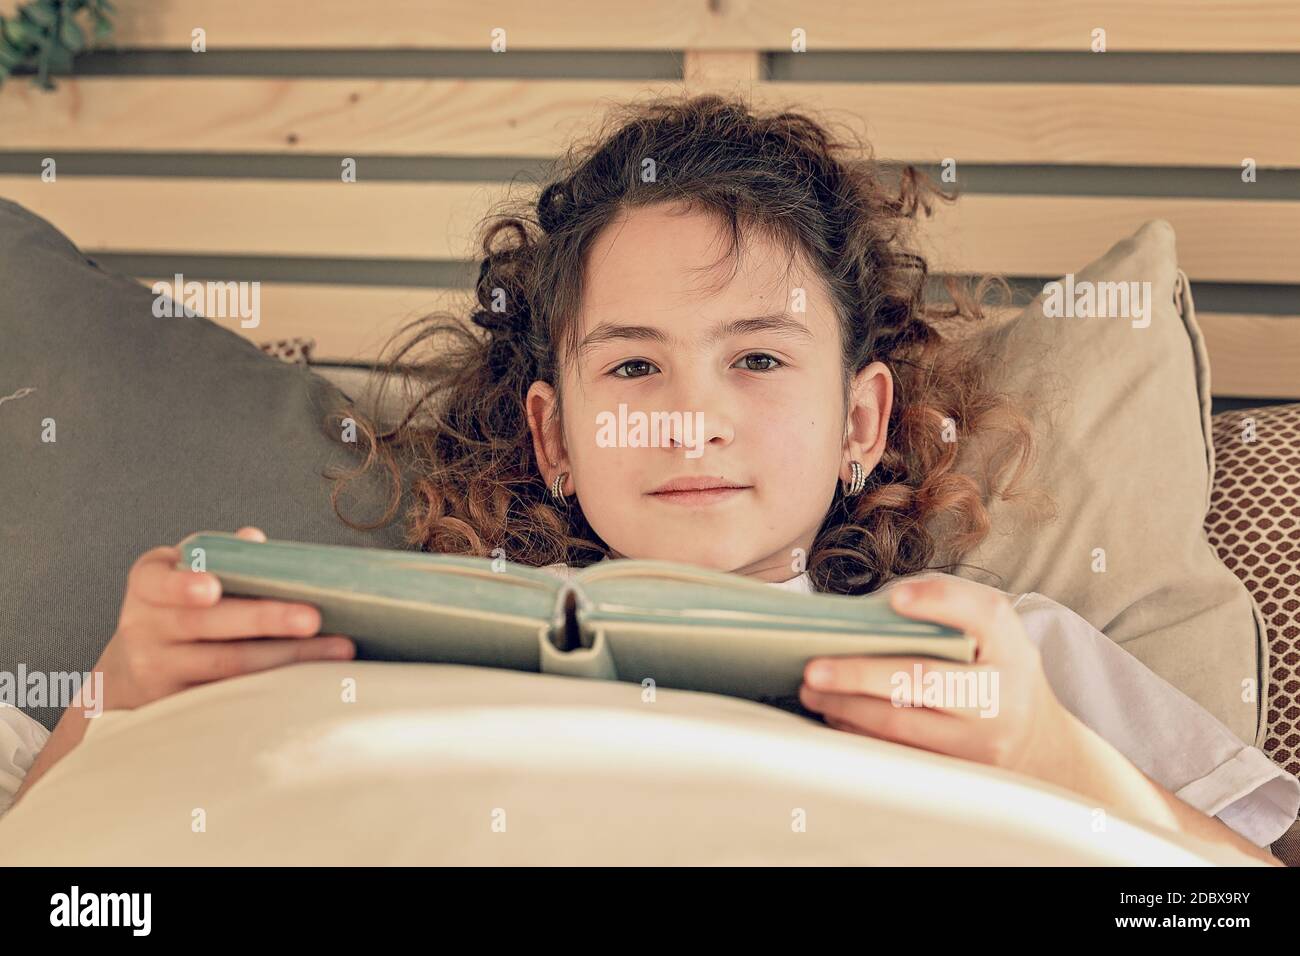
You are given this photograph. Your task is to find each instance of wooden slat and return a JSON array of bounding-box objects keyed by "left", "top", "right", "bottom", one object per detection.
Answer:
[
  {"left": 980, "top": 308, "right": 1300, "bottom": 398},
  {"left": 4, "top": 177, "right": 1296, "bottom": 283},
  {"left": 911, "top": 195, "right": 1300, "bottom": 284},
  {"left": 165, "top": 278, "right": 1298, "bottom": 398},
  {"left": 1198, "top": 313, "right": 1300, "bottom": 399},
  {"left": 0, "top": 178, "right": 494, "bottom": 258},
  {"left": 107, "top": 0, "right": 1300, "bottom": 51},
  {"left": 799, "top": 82, "right": 1300, "bottom": 169},
  {"left": 2, "top": 77, "right": 1296, "bottom": 168},
  {"left": 139, "top": 280, "right": 474, "bottom": 363},
  {"left": 0, "top": 78, "right": 641, "bottom": 159}
]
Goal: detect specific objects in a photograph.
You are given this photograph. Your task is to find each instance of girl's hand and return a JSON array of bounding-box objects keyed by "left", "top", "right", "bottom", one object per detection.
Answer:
[
  {"left": 94, "top": 526, "right": 355, "bottom": 712},
  {"left": 798, "top": 576, "right": 1069, "bottom": 780}
]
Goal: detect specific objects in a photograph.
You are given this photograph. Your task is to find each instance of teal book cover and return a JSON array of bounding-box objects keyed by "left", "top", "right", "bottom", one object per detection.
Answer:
[{"left": 176, "top": 531, "right": 972, "bottom": 702}]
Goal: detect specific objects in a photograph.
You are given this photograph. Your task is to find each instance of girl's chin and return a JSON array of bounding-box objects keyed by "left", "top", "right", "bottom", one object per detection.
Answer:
[{"left": 606, "top": 541, "right": 752, "bottom": 572}]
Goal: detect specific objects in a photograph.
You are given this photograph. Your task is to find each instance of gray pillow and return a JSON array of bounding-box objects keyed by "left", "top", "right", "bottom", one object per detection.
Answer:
[{"left": 0, "top": 199, "right": 411, "bottom": 730}]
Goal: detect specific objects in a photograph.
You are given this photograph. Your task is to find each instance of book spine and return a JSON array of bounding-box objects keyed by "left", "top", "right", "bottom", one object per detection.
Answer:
[{"left": 537, "top": 582, "right": 619, "bottom": 681}]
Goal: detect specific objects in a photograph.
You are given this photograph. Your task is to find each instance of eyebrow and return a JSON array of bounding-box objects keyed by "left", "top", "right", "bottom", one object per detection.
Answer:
[{"left": 577, "top": 312, "right": 814, "bottom": 360}]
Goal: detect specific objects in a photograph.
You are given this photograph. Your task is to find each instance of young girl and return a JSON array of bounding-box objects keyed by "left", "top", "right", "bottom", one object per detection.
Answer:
[{"left": 7, "top": 95, "right": 1296, "bottom": 865}]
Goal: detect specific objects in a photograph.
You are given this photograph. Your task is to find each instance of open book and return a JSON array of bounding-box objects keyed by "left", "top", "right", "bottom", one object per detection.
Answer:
[{"left": 176, "top": 532, "right": 972, "bottom": 703}]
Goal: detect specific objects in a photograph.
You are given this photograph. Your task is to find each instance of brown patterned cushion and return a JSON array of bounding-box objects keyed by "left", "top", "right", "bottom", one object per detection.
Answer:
[
  {"left": 1207, "top": 402, "right": 1300, "bottom": 862},
  {"left": 257, "top": 337, "right": 316, "bottom": 365}
]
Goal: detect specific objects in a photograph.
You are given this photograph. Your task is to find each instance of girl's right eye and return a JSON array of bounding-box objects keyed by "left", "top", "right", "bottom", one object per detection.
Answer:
[{"left": 610, "top": 359, "right": 659, "bottom": 379}]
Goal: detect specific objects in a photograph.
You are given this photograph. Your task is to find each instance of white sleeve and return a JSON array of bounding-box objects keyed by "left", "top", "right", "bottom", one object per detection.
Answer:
[
  {"left": 1013, "top": 591, "right": 1300, "bottom": 848},
  {"left": 0, "top": 705, "right": 51, "bottom": 817}
]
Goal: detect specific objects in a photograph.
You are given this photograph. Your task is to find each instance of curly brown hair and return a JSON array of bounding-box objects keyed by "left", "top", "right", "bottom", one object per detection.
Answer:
[{"left": 327, "top": 92, "right": 1039, "bottom": 595}]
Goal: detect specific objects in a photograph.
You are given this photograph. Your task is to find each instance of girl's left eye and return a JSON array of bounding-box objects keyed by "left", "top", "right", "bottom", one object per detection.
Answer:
[{"left": 735, "top": 352, "right": 783, "bottom": 372}]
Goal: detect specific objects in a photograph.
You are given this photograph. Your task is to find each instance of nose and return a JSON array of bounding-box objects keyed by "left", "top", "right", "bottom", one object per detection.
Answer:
[{"left": 661, "top": 372, "right": 735, "bottom": 453}]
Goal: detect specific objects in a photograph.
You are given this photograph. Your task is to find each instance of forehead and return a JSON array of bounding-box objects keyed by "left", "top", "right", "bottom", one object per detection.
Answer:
[{"left": 578, "top": 203, "right": 838, "bottom": 334}]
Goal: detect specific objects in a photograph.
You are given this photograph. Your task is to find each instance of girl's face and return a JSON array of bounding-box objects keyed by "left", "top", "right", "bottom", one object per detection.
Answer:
[{"left": 527, "top": 202, "right": 892, "bottom": 582}]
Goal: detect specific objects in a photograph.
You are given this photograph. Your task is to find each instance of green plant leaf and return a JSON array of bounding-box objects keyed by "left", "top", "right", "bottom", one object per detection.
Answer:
[
  {"left": 0, "top": 0, "right": 116, "bottom": 91},
  {"left": 0, "top": 24, "right": 26, "bottom": 55},
  {"left": 2, "top": 16, "right": 31, "bottom": 48},
  {"left": 59, "top": 18, "right": 84, "bottom": 52},
  {"left": 21, "top": 3, "right": 57, "bottom": 29}
]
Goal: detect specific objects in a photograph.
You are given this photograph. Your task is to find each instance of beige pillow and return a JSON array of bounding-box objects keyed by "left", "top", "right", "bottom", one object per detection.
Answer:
[{"left": 944, "top": 220, "right": 1264, "bottom": 748}]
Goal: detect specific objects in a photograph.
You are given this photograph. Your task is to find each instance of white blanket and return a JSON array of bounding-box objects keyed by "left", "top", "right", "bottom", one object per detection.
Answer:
[{"left": 0, "top": 661, "right": 1264, "bottom": 865}]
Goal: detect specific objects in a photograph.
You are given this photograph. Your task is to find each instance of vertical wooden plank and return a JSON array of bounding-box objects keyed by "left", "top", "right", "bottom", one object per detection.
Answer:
[{"left": 683, "top": 50, "right": 763, "bottom": 89}]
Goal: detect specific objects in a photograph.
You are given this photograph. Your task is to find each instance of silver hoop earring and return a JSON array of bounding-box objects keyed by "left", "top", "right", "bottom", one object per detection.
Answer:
[
  {"left": 841, "top": 460, "right": 866, "bottom": 497},
  {"left": 550, "top": 471, "right": 569, "bottom": 502}
]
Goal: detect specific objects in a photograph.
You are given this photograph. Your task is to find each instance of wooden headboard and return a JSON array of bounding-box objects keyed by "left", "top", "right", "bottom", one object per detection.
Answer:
[{"left": 1, "top": 0, "right": 1296, "bottom": 398}]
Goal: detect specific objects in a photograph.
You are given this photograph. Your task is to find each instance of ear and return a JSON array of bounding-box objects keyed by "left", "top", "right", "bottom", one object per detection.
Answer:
[
  {"left": 841, "top": 361, "right": 893, "bottom": 482},
  {"left": 525, "top": 380, "right": 570, "bottom": 493}
]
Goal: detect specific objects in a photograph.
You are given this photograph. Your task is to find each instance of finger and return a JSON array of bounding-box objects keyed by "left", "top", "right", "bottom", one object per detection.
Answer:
[
  {"left": 157, "top": 598, "right": 322, "bottom": 641},
  {"left": 803, "top": 656, "right": 987, "bottom": 713},
  {"left": 177, "top": 635, "right": 355, "bottom": 685},
  {"left": 128, "top": 549, "right": 223, "bottom": 607},
  {"left": 887, "top": 578, "right": 1018, "bottom": 661},
  {"left": 800, "top": 685, "right": 968, "bottom": 754},
  {"left": 132, "top": 545, "right": 182, "bottom": 572},
  {"left": 161, "top": 527, "right": 265, "bottom": 604}
]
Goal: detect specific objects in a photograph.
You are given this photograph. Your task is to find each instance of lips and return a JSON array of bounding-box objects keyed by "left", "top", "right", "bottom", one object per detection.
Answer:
[
  {"left": 647, "top": 476, "right": 752, "bottom": 507},
  {"left": 649, "top": 476, "right": 750, "bottom": 494}
]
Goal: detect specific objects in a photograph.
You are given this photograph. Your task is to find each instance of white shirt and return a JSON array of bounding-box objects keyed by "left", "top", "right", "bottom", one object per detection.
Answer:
[
  {"left": 3, "top": 565, "right": 1295, "bottom": 848},
  {"left": 0, "top": 704, "right": 49, "bottom": 817}
]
